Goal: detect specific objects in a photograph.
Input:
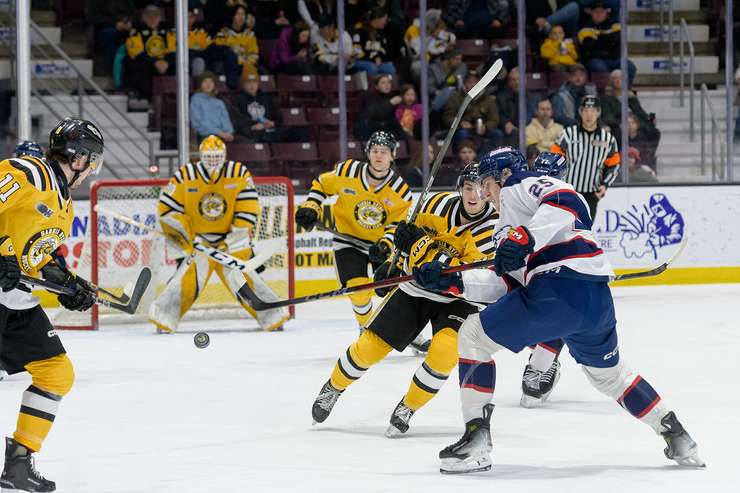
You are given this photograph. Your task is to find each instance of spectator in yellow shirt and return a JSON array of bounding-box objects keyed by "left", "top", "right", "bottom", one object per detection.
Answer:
[
  {"left": 215, "top": 5, "right": 259, "bottom": 79},
  {"left": 525, "top": 98, "right": 564, "bottom": 153},
  {"left": 539, "top": 25, "right": 578, "bottom": 71}
]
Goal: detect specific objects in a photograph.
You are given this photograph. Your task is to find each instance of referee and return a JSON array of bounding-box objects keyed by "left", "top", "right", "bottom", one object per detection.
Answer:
[{"left": 551, "top": 95, "right": 620, "bottom": 220}]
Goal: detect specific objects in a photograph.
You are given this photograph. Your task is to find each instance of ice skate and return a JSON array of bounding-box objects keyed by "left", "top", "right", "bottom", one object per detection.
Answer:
[
  {"left": 0, "top": 437, "right": 55, "bottom": 492},
  {"left": 385, "top": 400, "right": 415, "bottom": 438},
  {"left": 312, "top": 380, "right": 344, "bottom": 425},
  {"left": 409, "top": 333, "right": 431, "bottom": 356},
  {"left": 439, "top": 404, "right": 494, "bottom": 474},
  {"left": 660, "top": 411, "right": 706, "bottom": 468},
  {"left": 520, "top": 359, "right": 561, "bottom": 408}
]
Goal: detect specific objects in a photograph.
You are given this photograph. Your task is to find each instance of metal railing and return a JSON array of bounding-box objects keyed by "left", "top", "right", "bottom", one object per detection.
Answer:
[
  {"left": 678, "top": 18, "right": 695, "bottom": 141},
  {"left": 699, "top": 83, "right": 725, "bottom": 181}
]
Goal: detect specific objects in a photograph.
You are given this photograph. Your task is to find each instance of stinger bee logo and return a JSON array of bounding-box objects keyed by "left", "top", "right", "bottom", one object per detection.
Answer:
[
  {"left": 198, "top": 192, "right": 227, "bottom": 221},
  {"left": 354, "top": 200, "right": 386, "bottom": 229},
  {"left": 22, "top": 228, "right": 66, "bottom": 272}
]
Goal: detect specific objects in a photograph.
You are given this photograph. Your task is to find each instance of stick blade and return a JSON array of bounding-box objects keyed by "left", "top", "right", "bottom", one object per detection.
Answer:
[{"left": 468, "top": 58, "right": 503, "bottom": 99}]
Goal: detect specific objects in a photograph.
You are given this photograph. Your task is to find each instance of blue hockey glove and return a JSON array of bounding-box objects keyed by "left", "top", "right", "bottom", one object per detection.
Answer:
[
  {"left": 412, "top": 261, "right": 463, "bottom": 295},
  {"left": 493, "top": 226, "right": 535, "bottom": 276}
]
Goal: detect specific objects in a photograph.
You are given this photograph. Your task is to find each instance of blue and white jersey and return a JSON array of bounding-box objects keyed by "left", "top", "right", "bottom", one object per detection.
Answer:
[{"left": 494, "top": 171, "right": 614, "bottom": 285}]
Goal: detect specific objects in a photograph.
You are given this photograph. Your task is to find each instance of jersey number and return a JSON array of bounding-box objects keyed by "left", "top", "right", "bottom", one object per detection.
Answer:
[
  {"left": 0, "top": 174, "right": 20, "bottom": 202},
  {"left": 528, "top": 178, "right": 554, "bottom": 198}
]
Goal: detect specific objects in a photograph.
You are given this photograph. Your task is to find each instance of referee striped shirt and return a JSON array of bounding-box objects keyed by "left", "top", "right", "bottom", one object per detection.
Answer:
[{"left": 551, "top": 125, "right": 620, "bottom": 193}]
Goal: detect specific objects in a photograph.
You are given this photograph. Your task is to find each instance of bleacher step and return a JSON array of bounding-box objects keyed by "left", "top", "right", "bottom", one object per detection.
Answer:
[
  {"left": 30, "top": 10, "right": 56, "bottom": 26},
  {"left": 628, "top": 41, "right": 715, "bottom": 55},
  {"left": 628, "top": 0, "right": 700, "bottom": 10},
  {"left": 628, "top": 11, "right": 707, "bottom": 23},
  {"left": 627, "top": 24, "right": 709, "bottom": 43},
  {"left": 0, "top": 58, "right": 92, "bottom": 79},
  {"left": 631, "top": 55, "right": 718, "bottom": 75},
  {"left": 633, "top": 72, "right": 724, "bottom": 86}
]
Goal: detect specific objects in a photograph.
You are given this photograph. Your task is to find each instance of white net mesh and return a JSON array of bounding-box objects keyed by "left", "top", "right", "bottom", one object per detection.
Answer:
[{"left": 54, "top": 178, "right": 294, "bottom": 330}]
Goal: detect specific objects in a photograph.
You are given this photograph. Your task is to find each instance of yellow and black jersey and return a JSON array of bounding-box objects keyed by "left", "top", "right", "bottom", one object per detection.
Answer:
[
  {"left": 399, "top": 191, "right": 498, "bottom": 303},
  {"left": 214, "top": 26, "right": 259, "bottom": 66},
  {"left": 0, "top": 156, "right": 73, "bottom": 309},
  {"left": 157, "top": 160, "right": 260, "bottom": 247},
  {"left": 125, "top": 23, "right": 176, "bottom": 60},
  {"left": 189, "top": 25, "right": 212, "bottom": 51},
  {"left": 306, "top": 159, "right": 412, "bottom": 251}
]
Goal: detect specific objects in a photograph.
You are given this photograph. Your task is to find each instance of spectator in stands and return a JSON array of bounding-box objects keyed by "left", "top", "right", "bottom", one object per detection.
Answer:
[
  {"left": 215, "top": 5, "right": 260, "bottom": 80},
  {"left": 600, "top": 69, "right": 658, "bottom": 142},
  {"left": 577, "top": 1, "right": 636, "bottom": 85},
  {"left": 370, "top": 0, "right": 406, "bottom": 61},
  {"left": 124, "top": 5, "right": 175, "bottom": 107},
  {"left": 528, "top": 0, "right": 579, "bottom": 39},
  {"left": 252, "top": 0, "right": 298, "bottom": 39},
  {"left": 355, "top": 74, "right": 403, "bottom": 140},
  {"left": 429, "top": 49, "right": 467, "bottom": 112},
  {"left": 298, "top": 0, "right": 334, "bottom": 30},
  {"left": 526, "top": 97, "right": 564, "bottom": 152},
  {"left": 552, "top": 63, "right": 597, "bottom": 127},
  {"left": 311, "top": 15, "right": 359, "bottom": 74},
  {"left": 187, "top": 6, "right": 242, "bottom": 90},
  {"left": 444, "top": 71, "right": 501, "bottom": 151},
  {"left": 457, "top": 139, "right": 477, "bottom": 165},
  {"left": 627, "top": 113, "right": 659, "bottom": 171},
  {"left": 628, "top": 146, "right": 658, "bottom": 183},
  {"left": 190, "top": 71, "right": 235, "bottom": 142},
  {"left": 231, "top": 74, "right": 283, "bottom": 143},
  {"left": 404, "top": 143, "right": 433, "bottom": 187},
  {"left": 395, "top": 84, "right": 422, "bottom": 139},
  {"left": 539, "top": 24, "right": 578, "bottom": 71},
  {"left": 495, "top": 67, "right": 535, "bottom": 146},
  {"left": 86, "top": 1, "right": 135, "bottom": 76},
  {"left": 352, "top": 8, "right": 396, "bottom": 75},
  {"left": 443, "top": 0, "right": 511, "bottom": 39},
  {"left": 270, "top": 21, "right": 313, "bottom": 74},
  {"left": 405, "top": 9, "right": 456, "bottom": 82}
]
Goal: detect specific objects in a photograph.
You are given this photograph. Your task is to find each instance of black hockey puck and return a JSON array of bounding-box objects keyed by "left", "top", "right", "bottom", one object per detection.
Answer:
[{"left": 194, "top": 332, "right": 210, "bottom": 349}]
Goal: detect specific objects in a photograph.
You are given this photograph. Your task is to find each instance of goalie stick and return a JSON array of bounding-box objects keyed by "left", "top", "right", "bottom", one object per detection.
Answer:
[
  {"left": 20, "top": 267, "right": 152, "bottom": 315},
  {"left": 238, "top": 234, "right": 689, "bottom": 310}
]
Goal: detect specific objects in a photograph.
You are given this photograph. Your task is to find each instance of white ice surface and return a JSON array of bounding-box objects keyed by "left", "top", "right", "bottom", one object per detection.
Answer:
[{"left": 1, "top": 284, "right": 738, "bottom": 493}]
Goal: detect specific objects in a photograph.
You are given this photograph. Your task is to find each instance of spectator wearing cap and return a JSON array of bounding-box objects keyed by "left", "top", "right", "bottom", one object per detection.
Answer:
[
  {"left": 627, "top": 147, "right": 658, "bottom": 183},
  {"left": 443, "top": 0, "right": 511, "bottom": 39},
  {"left": 552, "top": 95, "right": 620, "bottom": 219},
  {"left": 577, "top": 1, "right": 636, "bottom": 85},
  {"left": 190, "top": 71, "right": 235, "bottom": 142},
  {"left": 429, "top": 49, "right": 467, "bottom": 112},
  {"left": 539, "top": 24, "right": 578, "bottom": 71},
  {"left": 552, "top": 63, "right": 597, "bottom": 127},
  {"left": 85, "top": 0, "right": 135, "bottom": 76},
  {"left": 352, "top": 8, "right": 396, "bottom": 76},
  {"left": 526, "top": 97, "right": 564, "bottom": 153},
  {"left": 496, "top": 67, "right": 536, "bottom": 147},
  {"left": 231, "top": 74, "right": 284, "bottom": 143},
  {"left": 270, "top": 20, "right": 314, "bottom": 75},
  {"left": 123, "top": 5, "right": 175, "bottom": 105},
  {"left": 444, "top": 71, "right": 502, "bottom": 151},
  {"left": 404, "top": 9, "right": 456, "bottom": 81},
  {"left": 355, "top": 74, "right": 404, "bottom": 141},
  {"left": 311, "top": 15, "right": 359, "bottom": 74},
  {"left": 214, "top": 5, "right": 260, "bottom": 80}
]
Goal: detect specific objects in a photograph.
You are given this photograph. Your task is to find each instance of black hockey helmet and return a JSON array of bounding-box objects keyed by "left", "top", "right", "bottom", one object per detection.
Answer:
[
  {"left": 48, "top": 117, "right": 105, "bottom": 176},
  {"left": 456, "top": 161, "right": 480, "bottom": 189},
  {"left": 365, "top": 130, "right": 398, "bottom": 158},
  {"left": 579, "top": 95, "right": 601, "bottom": 111}
]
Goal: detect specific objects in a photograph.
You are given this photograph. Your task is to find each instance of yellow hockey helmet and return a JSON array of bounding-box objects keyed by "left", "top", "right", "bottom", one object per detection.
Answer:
[{"left": 199, "top": 135, "right": 226, "bottom": 173}]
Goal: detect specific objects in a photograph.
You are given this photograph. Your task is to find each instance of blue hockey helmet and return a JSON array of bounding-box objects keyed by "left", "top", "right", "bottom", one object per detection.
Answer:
[
  {"left": 13, "top": 140, "right": 44, "bottom": 159},
  {"left": 478, "top": 146, "right": 528, "bottom": 183},
  {"left": 532, "top": 151, "right": 568, "bottom": 179}
]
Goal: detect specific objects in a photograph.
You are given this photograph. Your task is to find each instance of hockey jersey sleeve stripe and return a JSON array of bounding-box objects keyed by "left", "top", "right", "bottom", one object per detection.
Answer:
[
  {"left": 540, "top": 189, "right": 593, "bottom": 229},
  {"left": 234, "top": 211, "right": 258, "bottom": 226},
  {"left": 236, "top": 190, "right": 259, "bottom": 201},
  {"left": 307, "top": 190, "right": 327, "bottom": 203},
  {"left": 526, "top": 236, "right": 604, "bottom": 273},
  {"left": 159, "top": 193, "right": 185, "bottom": 213},
  {"left": 8, "top": 159, "right": 46, "bottom": 191},
  {"left": 421, "top": 192, "right": 447, "bottom": 214}
]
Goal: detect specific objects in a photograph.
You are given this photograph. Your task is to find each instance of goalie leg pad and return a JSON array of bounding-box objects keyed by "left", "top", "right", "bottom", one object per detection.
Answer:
[{"left": 149, "top": 255, "right": 212, "bottom": 332}]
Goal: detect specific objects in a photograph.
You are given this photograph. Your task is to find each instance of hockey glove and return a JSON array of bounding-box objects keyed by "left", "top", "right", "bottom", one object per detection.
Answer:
[
  {"left": 373, "top": 259, "right": 401, "bottom": 297},
  {"left": 368, "top": 238, "right": 393, "bottom": 264},
  {"left": 412, "top": 261, "right": 463, "bottom": 296},
  {"left": 0, "top": 254, "right": 21, "bottom": 292},
  {"left": 393, "top": 221, "right": 426, "bottom": 255},
  {"left": 57, "top": 279, "right": 96, "bottom": 312},
  {"left": 295, "top": 203, "right": 320, "bottom": 231},
  {"left": 493, "top": 226, "right": 535, "bottom": 276}
]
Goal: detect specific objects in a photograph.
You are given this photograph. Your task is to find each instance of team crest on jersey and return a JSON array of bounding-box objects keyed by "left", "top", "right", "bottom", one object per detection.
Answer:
[
  {"left": 21, "top": 228, "right": 66, "bottom": 272},
  {"left": 198, "top": 193, "right": 227, "bottom": 221},
  {"left": 435, "top": 241, "right": 461, "bottom": 259},
  {"left": 144, "top": 34, "right": 168, "bottom": 58},
  {"left": 353, "top": 200, "right": 386, "bottom": 229}
]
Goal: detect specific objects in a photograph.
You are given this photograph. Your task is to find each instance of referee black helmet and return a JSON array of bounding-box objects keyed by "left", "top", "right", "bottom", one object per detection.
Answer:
[{"left": 579, "top": 95, "right": 601, "bottom": 111}]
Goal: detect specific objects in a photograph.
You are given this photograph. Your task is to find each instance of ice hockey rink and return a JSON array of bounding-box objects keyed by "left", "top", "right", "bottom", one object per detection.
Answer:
[{"left": 0, "top": 284, "right": 737, "bottom": 493}]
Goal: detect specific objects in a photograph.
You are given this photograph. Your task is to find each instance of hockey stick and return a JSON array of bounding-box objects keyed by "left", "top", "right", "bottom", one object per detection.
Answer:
[
  {"left": 385, "top": 58, "right": 504, "bottom": 271},
  {"left": 94, "top": 205, "right": 284, "bottom": 274},
  {"left": 20, "top": 267, "right": 152, "bottom": 314},
  {"left": 613, "top": 234, "right": 688, "bottom": 282},
  {"left": 314, "top": 223, "right": 371, "bottom": 250}
]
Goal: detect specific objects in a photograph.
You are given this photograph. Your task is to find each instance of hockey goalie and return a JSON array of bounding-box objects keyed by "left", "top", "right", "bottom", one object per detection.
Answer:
[{"left": 148, "top": 135, "right": 289, "bottom": 333}]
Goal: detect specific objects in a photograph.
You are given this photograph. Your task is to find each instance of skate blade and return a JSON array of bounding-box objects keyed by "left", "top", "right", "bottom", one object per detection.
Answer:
[
  {"left": 520, "top": 394, "right": 544, "bottom": 408},
  {"left": 384, "top": 424, "right": 406, "bottom": 438},
  {"left": 674, "top": 454, "right": 707, "bottom": 468},
  {"left": 439, "top": 455, "right": 492, "bottom": 474}
]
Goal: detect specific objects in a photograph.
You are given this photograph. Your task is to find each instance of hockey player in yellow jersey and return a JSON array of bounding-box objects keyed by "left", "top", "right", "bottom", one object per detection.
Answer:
[
  {"left": 294, "top": 131, "right": 412, "bottom": 328},
  {"left": 0, "top": 118, "right": 105, "bottom": 492},
  {"left": 149, "top": 135, "right": 289, "bottom": 333},
  {"left": 311, "top": 162, "right": 499, "bottom": 437}
]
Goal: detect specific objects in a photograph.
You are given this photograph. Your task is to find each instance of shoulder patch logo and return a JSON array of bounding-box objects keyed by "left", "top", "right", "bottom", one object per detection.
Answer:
[
  {"left": 35, "top": 202, "right": 54, "bottom": 218},
  {"left": 21, "top": 228, "right": 66, "bottom": 272}
]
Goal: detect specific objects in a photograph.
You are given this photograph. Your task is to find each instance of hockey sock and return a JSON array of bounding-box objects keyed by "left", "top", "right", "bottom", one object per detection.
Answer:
[
  {"left": 403, "top": 328, "right": 457, "bottom": 410},
  {"left": 330, "top": 330, "right": 392, "bottom": 390},
  {"left": 347, "top": 278, "right": 374, "bottom": 327},
  {"left": 14, "top": 355, "right": 74, "bottom": 452},
  {"left": 529, "top": 339, "right": 564, "bottom": 372},
  {"left": 459, "top": 358, "right": 496, "bottom": 422},
  {"left": 617, "top": 375, "right": 668, "bottom": 433}
]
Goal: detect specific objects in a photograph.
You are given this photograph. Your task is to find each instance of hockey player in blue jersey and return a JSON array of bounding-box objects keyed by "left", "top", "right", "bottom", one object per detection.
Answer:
[{"left": 412, "top": 147, "right": 704, "bottom": 474}]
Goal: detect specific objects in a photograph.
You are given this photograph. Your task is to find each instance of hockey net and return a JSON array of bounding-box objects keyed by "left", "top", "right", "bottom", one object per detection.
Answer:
[{"left": 54, "top": 177, "right": 295, "bottom": 330}]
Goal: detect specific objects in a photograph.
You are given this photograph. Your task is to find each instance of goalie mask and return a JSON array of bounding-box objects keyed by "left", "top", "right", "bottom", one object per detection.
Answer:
[{"left": 199, "top": 135, "right": 227, "bottom": 174}]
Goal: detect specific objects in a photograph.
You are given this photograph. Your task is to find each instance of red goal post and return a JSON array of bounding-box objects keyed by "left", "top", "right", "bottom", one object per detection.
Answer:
[{"left": 55, "top": 177, "right": 295, "bottom": 330}]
